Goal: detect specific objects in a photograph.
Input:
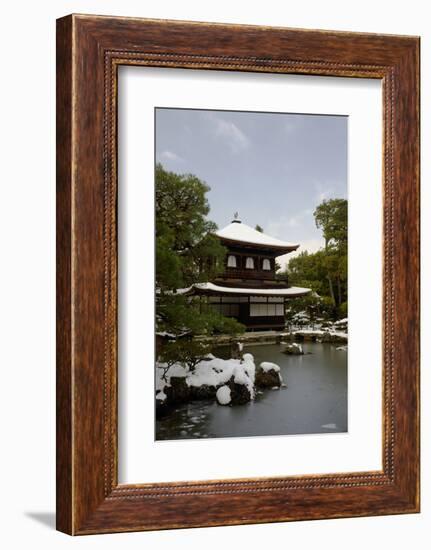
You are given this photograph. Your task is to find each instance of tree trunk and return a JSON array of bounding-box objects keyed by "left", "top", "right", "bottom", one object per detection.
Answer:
[
  {"left": 337, "top": 277, "right": 342, "bottom": 307},
  {"left": 327, "top": 275, "right": 336, "bottom": 306}
]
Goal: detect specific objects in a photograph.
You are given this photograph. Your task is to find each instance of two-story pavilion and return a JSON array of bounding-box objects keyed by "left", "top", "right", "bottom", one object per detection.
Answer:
[{"left": 180, "top": 216, "right": 310, "bottom": 331}]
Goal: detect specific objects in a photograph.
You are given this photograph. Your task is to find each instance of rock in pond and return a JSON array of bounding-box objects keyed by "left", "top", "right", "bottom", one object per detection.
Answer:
[
  {"left": 155, "top": 391, "right": 169, "bottom": 417},
  {"left": 164, "top": 376, "right": 190, "bottom": 405},
  {"left": 283, "top": 343, "right": 304, "bottom": 355},
  {"left": 189, "top": 384, "right": 218, "bottom": 400},
  {"left": 227, "top": 376, "right": 253, "bottom": 405},
  {"left": 255, "top": 362, "right": 283, "bottom": 388}
]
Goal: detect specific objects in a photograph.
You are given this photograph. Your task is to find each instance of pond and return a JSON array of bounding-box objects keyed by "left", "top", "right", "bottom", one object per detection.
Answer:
[{"left": 155, "top": 342, "right": 347, "bottom": 440}]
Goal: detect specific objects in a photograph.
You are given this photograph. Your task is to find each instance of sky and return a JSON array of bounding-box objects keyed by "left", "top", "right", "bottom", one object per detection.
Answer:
[{"left": 155, "top": 108, "right": 347, "bottom": 268}]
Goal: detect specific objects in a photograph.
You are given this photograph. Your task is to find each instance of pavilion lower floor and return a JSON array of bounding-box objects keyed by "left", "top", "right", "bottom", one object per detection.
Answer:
[{"left": 204, "top": 294, "right": 287, "bottom": 331}]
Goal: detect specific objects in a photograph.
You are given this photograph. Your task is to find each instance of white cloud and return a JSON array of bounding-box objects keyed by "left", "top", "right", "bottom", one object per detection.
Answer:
[
  {"left": 267, "top": 209, "right": 312, "bottom": 235},
  {"left": 204, "top": 113, "right": 250, "bottom": 153},
  {"left": 266, "top": 212, "right": 324, "bottom": 271},
  {"left": 286, "top": 208, "right": 313, "bottom": 228},
  {"left": 315, "top": 186, "right": 334, "bottom": 203},
  {"left": 158, "top": 150, "right": 184, "bottom": 163},
  {"left": 313, "top": 179, "right": 346, "bottom": 203},
  {"left": 277, "top": 239, "right": 324, "bottom": 271}
]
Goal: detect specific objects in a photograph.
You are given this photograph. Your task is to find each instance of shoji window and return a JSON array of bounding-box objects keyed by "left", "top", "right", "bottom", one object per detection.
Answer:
[
  {"left": 262, "top": 258, "right": 271, "bottom": 270},
  {"left": 227, "top": 255, "right": 237, "bottom": 268},
  {"left": 245, "top": 257, "right": 254, "bottom": 269}
]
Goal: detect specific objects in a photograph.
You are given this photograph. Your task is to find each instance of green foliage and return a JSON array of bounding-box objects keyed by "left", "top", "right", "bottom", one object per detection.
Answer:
[
  {"left": 255, "top": 224, "right": 264, "bottom": 233},
  {"left": 339, "top": 301, "right": 348, "bottom": 318},
  {"left": 156, "top": 163, "right": 227, "bottom": 290},
  {"left": 161, "top": 339, "right": 210, "bottom": 372},
  {"left": 155, "top": 164, "right": 245, "bottom": 365},
  {"left": 158, "top": 294, "right": 244, "bottom": 337},
  {"left": 314, "top": 198, "right": 348, "bottom": 251},
  {"left": 283, "top": 198, "right": 348, "bottom": 320}
]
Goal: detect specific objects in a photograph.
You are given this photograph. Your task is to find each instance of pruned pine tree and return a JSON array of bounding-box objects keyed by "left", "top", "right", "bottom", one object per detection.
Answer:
[{"left": 156, "top": 164, "right": 244, "bottom": 368}]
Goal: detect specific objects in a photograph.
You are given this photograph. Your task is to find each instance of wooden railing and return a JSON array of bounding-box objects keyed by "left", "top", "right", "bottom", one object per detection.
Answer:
[{"left": 220, "top": 268, "right": 276, "bottom": 281}]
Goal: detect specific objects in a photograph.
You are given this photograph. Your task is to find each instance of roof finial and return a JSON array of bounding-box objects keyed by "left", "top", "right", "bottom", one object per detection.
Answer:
[{"left": 232, "top": 212, "right": 241, "bottom": 224}]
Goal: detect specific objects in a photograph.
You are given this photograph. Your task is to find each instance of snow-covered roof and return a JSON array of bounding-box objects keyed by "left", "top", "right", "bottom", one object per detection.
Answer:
[
  {"left": 215, "top": 221, "right": 298, "bottom": 250},
  {"left": 177, "top": 282, "right": 310, "bottom": 297}
]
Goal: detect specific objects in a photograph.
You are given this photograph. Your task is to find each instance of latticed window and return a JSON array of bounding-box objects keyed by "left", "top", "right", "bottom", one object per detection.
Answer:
[
  {"left": 262, "top": 258, "right": 271, "bottom": 270},
  {"left": 250, "top": 304, "right": 284, "bottom": 317},
  {"left": 245, "top": 257, "right": 254, "bottom": 269}
]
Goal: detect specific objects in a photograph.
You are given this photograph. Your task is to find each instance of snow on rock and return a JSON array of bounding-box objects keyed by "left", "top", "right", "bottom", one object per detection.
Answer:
[
  {"left": 233, "top": 365, "right": 250, "bottom": 386},
  {"left": 156, "top": 363, "right": 188, "bottom": 395},
  {"left": 157, "top": 354, "right": 256, "bottom": 399},
  {"left": 233, "top": 365, "right": 255, "bottom": 399},
  {"left": 187, "top": 357, "right": 234, "bottom": 388},
  {"left": 155, "top": 331, "right": 176, "bottom": 338},
  {"left": 256, "top": 361, "right": 283, "bottom": 389},
  {"left": 216, "top": 385, "right": 232, "bottom": 405},
  {"left": 168, "top": 364, "right": 188, "bottom": 378},
  {"left": 260, "top": 362, "right": 281, "bottom": 373},
  {"left": 336, "top": 345, "right": 348, "bottom": 351},
  {"left": 155, "top": 352, "right": 291, "bottom": 410},
  {"left": 156, "top": 390, "right": 167, "bottom": 402},
  {"left": 284, "top": 343, "right": 304, "bottom": 355}
]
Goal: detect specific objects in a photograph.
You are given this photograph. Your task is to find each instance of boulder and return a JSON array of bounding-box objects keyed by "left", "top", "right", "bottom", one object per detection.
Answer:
[
  {"left": 155, "top": 391, "right": 170, "bottom": 417},
  {"left": 255, "top": 362, "right": 282, "bottom": 388},
  {"left": 321, "top": 331, "right": 348, "bottom": 344},
  {"left": 164, "top": 376, "right": 190, "bottom": 405},
  {"left": 189, "top": 384, "right": 217, "bottom": 400},
  {"left": 227, "top": 377, "right": 253, "bottom": 405},
  {"left": 230, "top": 341, "right": 244, "bottom": 361},
  {"left": 336, "top": 345, "right": 348, "bottom": 351},
  {"left": 283, "top": 343, "right": 304, "bottom": 355}
]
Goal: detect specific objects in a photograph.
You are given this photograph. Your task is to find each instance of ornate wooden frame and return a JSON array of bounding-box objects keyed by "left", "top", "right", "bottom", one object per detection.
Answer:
[{"left": 56, "top": 14, "right": 420, "bottom": 535}]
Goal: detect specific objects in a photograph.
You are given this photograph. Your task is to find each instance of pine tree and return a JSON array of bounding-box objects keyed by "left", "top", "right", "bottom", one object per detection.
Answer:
[{"left": 155, "top": 164, "right": 244, "bottom": 366}]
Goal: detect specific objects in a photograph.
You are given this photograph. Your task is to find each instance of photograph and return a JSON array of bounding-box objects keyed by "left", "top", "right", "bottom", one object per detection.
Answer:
[
  {"left": 155, "top": 107, "right": 348, "bottom": 440},
  {"left": 0, "top": 1, "right": 423, "bottom": 544}
]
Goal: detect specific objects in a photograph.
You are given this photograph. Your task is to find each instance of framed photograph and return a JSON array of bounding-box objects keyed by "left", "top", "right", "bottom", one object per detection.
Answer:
[{"left": 56, "top": 14, "right": 420, "bottom": 534}]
